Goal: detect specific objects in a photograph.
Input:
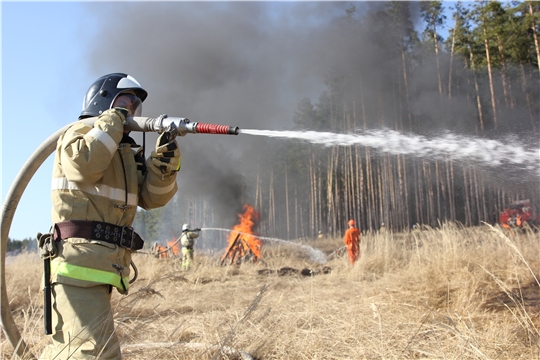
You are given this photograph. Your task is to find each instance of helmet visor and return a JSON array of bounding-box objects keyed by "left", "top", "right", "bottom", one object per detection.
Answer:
[{"left": 111, "top": 93, "right": 142, "bottom": 117}]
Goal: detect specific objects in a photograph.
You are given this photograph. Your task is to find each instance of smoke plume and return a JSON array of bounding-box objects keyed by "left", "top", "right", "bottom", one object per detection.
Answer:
[
  {"left": 84, "top": 2, "right": 377, "bottom": 227},
  {"left": 83, "top": 2, "right": 538, "bottom": 234}
]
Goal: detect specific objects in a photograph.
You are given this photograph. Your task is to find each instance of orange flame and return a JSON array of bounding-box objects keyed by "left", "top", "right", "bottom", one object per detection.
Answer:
[
  {"left": 167, "top": 237, "right": 180, "bottom": 256},
  {"left": 154, "top": 244, "right": 168, "bottom": 259},
  {"left": 222, "top": 204, "right": 262, "bottom": 264}
]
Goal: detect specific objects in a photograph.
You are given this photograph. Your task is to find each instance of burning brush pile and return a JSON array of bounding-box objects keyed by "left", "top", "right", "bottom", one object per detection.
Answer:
[
  {"left": 152, "top": 238, "right": 181, "bottom": 259},
  {"left": 220, "top": 205, "right": 262, "bottom": 266}
]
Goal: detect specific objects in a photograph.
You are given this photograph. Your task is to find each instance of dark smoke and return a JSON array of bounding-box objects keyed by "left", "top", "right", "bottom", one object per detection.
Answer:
[
  {"left": 82, "top": 2, "right": 538, "bottom": 234},
  {"left": 85, "top": 2, "right": 378, "bottom": 228}
]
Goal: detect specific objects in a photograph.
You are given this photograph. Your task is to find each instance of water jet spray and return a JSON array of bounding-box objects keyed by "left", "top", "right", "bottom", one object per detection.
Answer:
[
  {"left": 203, "top": 228, "right": 327, "bottom": 264},
  {"left": 239, "top": 128, "right": 540, "bottom": 172}
]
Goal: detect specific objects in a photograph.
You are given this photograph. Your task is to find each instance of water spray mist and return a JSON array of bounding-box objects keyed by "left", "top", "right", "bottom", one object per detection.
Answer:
[
  {"left": 203, "top": 228, "right": 327, "bottom": 264},
  {"left": 239, "top": 128, "right": 540, "bottom": 171}
]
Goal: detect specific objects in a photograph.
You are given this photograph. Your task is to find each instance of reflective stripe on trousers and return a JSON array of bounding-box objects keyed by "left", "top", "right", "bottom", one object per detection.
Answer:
[{"left": 51, "top": 261, "right": 130, "bottom": 291}]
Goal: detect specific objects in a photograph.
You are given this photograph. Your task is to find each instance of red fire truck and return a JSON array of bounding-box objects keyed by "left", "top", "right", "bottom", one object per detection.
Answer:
[{"left": 499, "top": 199, "right": 540, "bottom": 230}]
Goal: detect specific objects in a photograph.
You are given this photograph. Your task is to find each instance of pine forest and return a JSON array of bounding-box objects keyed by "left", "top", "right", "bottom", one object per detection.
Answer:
[{"left": 134, "top": 1, "right": 540, "bottom": 244}]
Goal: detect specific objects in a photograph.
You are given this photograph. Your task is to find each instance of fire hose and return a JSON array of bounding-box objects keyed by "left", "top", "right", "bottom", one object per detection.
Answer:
[
  {"left": 152, "top": 232, "right": 188, "bottom": 256},
  {"left": 0, "top": 115, "right": 239, "bottom": 358},
  {"left": 327, "top": 246, "right": 347, "bottom": 260}
]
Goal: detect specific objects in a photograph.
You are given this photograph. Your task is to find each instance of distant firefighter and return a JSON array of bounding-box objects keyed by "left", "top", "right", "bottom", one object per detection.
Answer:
[
  {"left": 343, "top": 219, "right": 361, "bottom": 265},
  {"left": 180, "top": 223, "right": 200, "bottom": 270}
]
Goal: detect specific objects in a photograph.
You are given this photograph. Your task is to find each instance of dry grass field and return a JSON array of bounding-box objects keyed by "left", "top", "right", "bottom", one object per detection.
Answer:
[{"left": 2, "top": 223, "right": 539, "bottom": 359}]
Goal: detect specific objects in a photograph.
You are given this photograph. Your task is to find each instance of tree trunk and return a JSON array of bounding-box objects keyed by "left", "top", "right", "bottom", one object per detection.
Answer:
[
  {"left": 447, "top": 158, "right": 456, "bottom": 221},
  {"left": 434, "top": 29, "right": 443, "bottom": 95},
  {"left": 327, "top": 148, "right": 336, "bottom": 237},
  {"left": 401, "top": 48, "right": 413, "bottom": 129},
  {"left": 309, "top": 151, "right": 315, "bottom": 238},
  {"left": 285, "top": 167, "right": 290, "bottom": 239},
  {"left": 482, "top": 24, "right": 498, "bottom": 128},
  {"left": 463, "top": 166, "right": 471, "bottom": 226},
  {"left": 269, "top": 168, "right": 275, "bottom": 236},
  {"left": 530, "top": 2, "right": 540, "bottom": 73},
  {"left": 448, "top": 25, "right": 456, "bottom": 98},
  {"left": 315, "top": 153, "right": 321, "bottom": 237},
  {"left": 496, "top": 35, "right": 514, "bottom": 108},
  {"left": 294, "top": 184, "right": 298, "bottom": 239},
  {"left": 520, "top": 63, "right": 537, "bottom": 136},
  {"left": 423, "top": 161, "right": 435, "bottom": 226},
  {"left": 469, "top": 49, "right": 484, "bottom": 131}
]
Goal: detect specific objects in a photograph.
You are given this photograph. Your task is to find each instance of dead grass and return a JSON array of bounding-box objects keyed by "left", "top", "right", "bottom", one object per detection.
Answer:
[{"left": 2, "top": 224, "right": 539, "bottom": 359}]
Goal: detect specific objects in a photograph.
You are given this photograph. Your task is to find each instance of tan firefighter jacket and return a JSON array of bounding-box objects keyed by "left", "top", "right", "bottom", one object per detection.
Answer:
[
  {"left": 50, "top": 109, "right": 179, "bottom": 294},
  {"left": 180, "top": 231, "right": 199, "bottom": 248}
]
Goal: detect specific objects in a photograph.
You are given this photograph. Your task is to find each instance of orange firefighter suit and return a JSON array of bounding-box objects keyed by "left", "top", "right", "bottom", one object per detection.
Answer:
[{"left": 343, "top": 222, "right": 361, "bottom": 265}]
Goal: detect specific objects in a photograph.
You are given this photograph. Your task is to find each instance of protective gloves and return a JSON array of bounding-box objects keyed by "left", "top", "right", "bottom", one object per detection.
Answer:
[{"left": 151, "top": 131, "right": 181, "bottom": 177}]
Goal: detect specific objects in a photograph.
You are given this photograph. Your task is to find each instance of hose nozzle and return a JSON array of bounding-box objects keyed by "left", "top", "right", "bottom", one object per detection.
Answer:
[
  {"left": 196, "top": 122, "right": 239, "bottom": 135},
  {"left": 125, "top": 116, "right": 239, "bottom": 136}
]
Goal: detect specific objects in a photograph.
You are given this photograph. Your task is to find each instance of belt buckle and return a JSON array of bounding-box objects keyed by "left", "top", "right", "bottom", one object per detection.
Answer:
[{"left": 120, "top": 227, "right": 134, "bottom": 249}]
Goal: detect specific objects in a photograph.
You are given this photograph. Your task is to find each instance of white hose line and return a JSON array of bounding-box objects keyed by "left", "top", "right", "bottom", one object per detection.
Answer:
[
  {"left": 155, "top": 235, "right": 183, "bottom": 255},
  {"left": 1, "top": 123, "right": 72, "bottom": 359},
  {"left": 121, "top": 341, "right": 255, "bottom": 360}
]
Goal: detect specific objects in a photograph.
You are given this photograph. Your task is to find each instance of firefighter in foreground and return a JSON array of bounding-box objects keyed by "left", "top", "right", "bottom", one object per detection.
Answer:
[
  {"left": 39, "top": 73, "right": 180, "bottom": 359},
  {"left": 343, "top": 219, "right": 361, "bottom": 265},
  {"left": 180, "top": 224, "right": 200, "bottom": 270}
]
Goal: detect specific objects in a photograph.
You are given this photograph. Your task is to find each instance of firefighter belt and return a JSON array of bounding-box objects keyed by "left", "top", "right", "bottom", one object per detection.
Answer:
[{"left": 54, "top": 220, "right": 144, "bottom": 251}]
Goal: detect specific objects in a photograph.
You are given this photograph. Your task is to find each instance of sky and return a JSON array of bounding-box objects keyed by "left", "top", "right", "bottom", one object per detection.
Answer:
[
  {"left": 2, "top": 2, "right": 100, "bottom": 240},
  {"left": 1, "top": 1, "right": 461, "bottom": 241}
]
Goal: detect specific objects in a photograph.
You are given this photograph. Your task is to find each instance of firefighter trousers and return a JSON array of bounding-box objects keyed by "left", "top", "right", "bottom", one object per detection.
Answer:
[
  {"left": 347, "top": 244, "right": 360, "bottom": 265},
  {"left": 39, "top": 283, "right": 121, "bottom": 360},
  {"left": 182, "top": 247, "right": 194, "bottom": 270}
]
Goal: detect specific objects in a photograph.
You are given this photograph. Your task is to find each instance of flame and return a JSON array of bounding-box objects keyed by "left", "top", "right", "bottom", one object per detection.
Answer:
[
  {"left": 167, "top": 237, "right": 180, "bottom": 256},
  {"left": 222, "top": 204, "right": 262, "bottom": 264},
  {"left": 153, "top": 244, "right": 169, "bottom": 259}
]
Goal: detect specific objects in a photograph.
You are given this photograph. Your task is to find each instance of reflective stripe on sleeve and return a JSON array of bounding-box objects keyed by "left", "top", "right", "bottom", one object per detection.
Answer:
[
  {"left": 87, "top": 128, "right": 118, "bottom": 155},
  {"left": 52, "top": 177, "right": 138, "bottom": 206},
  {"left": 147, "top": 181, "right": 176, "bottom": 195},
  {"left": 51, "top": 261, "right": 130, "bottom": 290}
]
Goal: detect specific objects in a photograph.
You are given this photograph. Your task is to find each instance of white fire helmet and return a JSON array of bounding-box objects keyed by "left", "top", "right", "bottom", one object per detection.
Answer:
[{"left": 182, "top": 223, "right": 190, "bottom": 232}]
